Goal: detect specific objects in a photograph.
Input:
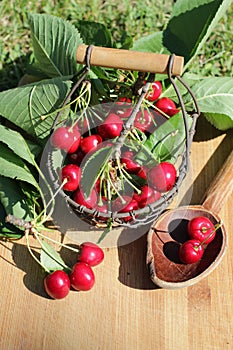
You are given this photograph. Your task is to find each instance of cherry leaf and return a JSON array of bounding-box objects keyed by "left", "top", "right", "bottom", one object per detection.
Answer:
[
  {"left": 0, "top": 144, "right": 39, "bottom": 188},
  {"left": 186, "top": 76, "right": 233, "bottom": 130},
  {"left": 40, "top": 240, "right": 67, "bottom": 272},
  {"left": 80, "top": 145, "right": 113, "bottom": 199},
  {"left": 0, "top": 125, "right": 37, "bottom": 166},
  {"left": 0, "top": 176, "right": 33, "bottom": 221},
  {"left": 28, "top": 13, "right": 83, "bottom": 78},
  {"left": 0, "top": 77, "right": 72, "bottom": 143}
]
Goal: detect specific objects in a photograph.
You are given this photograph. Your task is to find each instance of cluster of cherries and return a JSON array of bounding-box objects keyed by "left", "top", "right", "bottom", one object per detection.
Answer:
[
  {"left": 50, "top": 80, "right": 179, "bottom": 223},
  {"left": 179, "top": 216, "right": 218, "bottom": 264},
  {"left": 44, "top": 242, "right": 104, "bottom": 299}
]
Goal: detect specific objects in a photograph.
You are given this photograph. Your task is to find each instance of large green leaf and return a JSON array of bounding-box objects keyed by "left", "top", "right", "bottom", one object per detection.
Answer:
[
  {"left": 0, "top": 143, "right": 38, "bottom": 188},
  {"left": 0, "top": 77, "right": 72, "bottom": 142},
  {"left": 0, "top": 176, "right": 33, "bottom": 220},
  {"left": 163, "top": 0, "right": 232, "bottom": 66},
  {"left": 0, "top": 125, "right": 37, "bottom": 165},
  {"left": 186, "top": 76, "right": 233, "bottom": 130},
  {"left": 28, "top": 13, "right": 83, "bottom": 78}
]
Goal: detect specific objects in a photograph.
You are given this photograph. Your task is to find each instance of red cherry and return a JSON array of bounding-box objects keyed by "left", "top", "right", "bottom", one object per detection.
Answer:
[
  {"left": 121, "top": 151, "right": 141, "bottom": 174},
  {"left": 95, "top": 202, "right": 109, "bottom": 221},
  {"left": 133, "top": 185, "right": 161, "bottom": 208},
  {"left": 61, "top": 164, "right": 81, "bottom": 192},
  {"left": 179, "top": 239, "right": 204, "bottom": 264},
  {"left": 116, "top": 97, "right": 132, "bottom": 105},
  {"left": 134, "top": 109, "right": 153, "bottom": 132},
  {"left": 68, "top": 149, "right": 85, "bottom": 166},
  {"left": 97, "top": 113, "right": 123, "bottom": 139},
  {"left": 50, "top": 126, "right": 81, "bottom": 154},
  {"left": 73, "top": 188, "right": 97, "bottom": 209},
  {"left": 95, "top": 178, "right": 101, "bottom": 193},
  {"left": 44, "top": 270, "right": 70, "bottom": 299},
  {"left": 145, "top": 81, "right": 162, "bottom": 102},
  {"left": 70, "top": 262, "right": 95, "bottom": 291},
  {"left": 137, "top": 166, "right": 148, "bottom": 180},
  {"left": 78, "top": 242, "right": 104, "bottom": 266},
  {"left": 148, "top": 162, "right": 176, "bottom": 192},
  {"left": 118, "top": 106, "right": 133, "bottom": 119},
  {"left": 80, "top": 134, "right": 102, "bottom": 155},
  {"left": 187, "top": 216, "right": 216, "bottom": 244},
  {"left": 155, "top": 97, "right": 179, "bottom": 117},
  {"left": 112, "top": 196, "right": 139, "bottom": 222}
]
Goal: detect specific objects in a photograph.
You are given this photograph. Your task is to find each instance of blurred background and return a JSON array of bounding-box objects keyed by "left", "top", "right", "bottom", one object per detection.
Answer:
[{"left": 1, "top": 0, "right": 232, "bottom": 92}]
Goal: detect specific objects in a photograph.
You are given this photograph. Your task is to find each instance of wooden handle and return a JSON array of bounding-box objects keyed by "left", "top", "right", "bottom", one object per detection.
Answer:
[
  {"left": 76, "top": 44, "right": 184, "bottom": 76},
  {"left": 202, "top": 148, "right": 233, "bottom": 214}
]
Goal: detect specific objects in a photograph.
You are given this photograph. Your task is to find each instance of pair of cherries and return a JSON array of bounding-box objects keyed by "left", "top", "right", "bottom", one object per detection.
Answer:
[{"left": 179, "top": 216, "right": 217, "bottom": 264}]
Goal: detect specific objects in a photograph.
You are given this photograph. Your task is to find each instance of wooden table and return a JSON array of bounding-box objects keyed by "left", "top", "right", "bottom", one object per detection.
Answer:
[{"left": 1, "top": 117, "right": 233, "bottom": 350}]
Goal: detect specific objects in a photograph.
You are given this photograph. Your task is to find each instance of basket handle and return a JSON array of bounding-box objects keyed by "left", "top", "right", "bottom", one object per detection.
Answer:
[{"left": 76, "top": 44, "right": 184, "bottom": 76}]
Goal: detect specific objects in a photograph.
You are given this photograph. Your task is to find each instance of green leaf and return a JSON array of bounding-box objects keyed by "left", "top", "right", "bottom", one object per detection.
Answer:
[
  {"left": 40, "top": 240, "right": 67, "bottom": 272},
  {"left": 90, "top": 66, "right": 118, "bottom": 82},
  {"left": 0, "top": 202, "right": 23, "bottom": 238},
  {"left": 163, "top": 0, "right": 232, "bottom": 66},
  {"left": 0, "top": 176, "right": 33, "bottom": 220},
  {"left": 26, "top": 140, "right": 42, "bottom": 159},
  {"left": 0, "top": 125, "right": 37, "bottom": 165},
  {"left": 50, "top": 148, "right": 65, "bottom": 178},
  {"left": 28, "top": 13, "right": 83, "bottom": 78},
  {"left": 204, "top": 113, "right": 233, "bottom": 130},
  {"left": 0, "top": 77, "right": 72, "bottom": 142},
  {"left": 81, "top": 145, "right": 113, "bottom": 198},
  {"left": 135, "top": 113, "right": 192, "bottom": 164},
  {"left": 187, "top": 76, "right": 233, "bottom": 130},
  {"left": 76, "top": 20, "right": 113, "bottom": 47},
  {"left": 0, "top": 143, "right": 38, "bottom": 188},
  {"left": 131, "top": 31, "right": 169, "bottom": 53},
  {"left": 119, "top": 31, "right": 133, "bottom": 50}
]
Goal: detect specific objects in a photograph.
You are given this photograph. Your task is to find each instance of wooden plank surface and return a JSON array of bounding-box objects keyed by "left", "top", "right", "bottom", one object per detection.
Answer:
[{"left": 0, "top": 117, "right": 233, "bottom": 350}]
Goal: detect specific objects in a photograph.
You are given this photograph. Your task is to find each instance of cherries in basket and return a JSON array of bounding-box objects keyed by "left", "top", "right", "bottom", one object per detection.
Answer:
[{"left": 50, "top": 80, "right": 180, "bottom": 223}]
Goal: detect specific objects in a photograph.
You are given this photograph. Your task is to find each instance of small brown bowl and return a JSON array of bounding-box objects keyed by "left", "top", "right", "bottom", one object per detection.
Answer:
[{"left": 147, "top": 206, "right": 227, "bottom": 289}]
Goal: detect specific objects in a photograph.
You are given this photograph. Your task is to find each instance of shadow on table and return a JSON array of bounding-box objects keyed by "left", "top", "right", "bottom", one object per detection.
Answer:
[
  {"left": 11, "top": 243, "right": 49, "bottom": 299},
  {"left": 117, "top": 233, "right": 159, "bottom": 290}
]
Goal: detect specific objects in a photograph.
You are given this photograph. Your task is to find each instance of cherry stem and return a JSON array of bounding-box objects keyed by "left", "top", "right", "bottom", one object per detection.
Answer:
[
  {"left": 117, "top": 159, "right": 141, "bottom": 194},
  {"left": 128, "top": 130, "right": 159, "bottom": 163},
  {"left": 198, "top": 221, "right": 223, "bottom": 247},
  {"left": 25, "top": 228, "right": 50, "bottom": 273},
  {"left": 41, "top": 85, "right": 90, "bottom": 121},
  {"left": 105, "top": 167, "right": 126, "bottom": 204},
  {"left": 34, "top": 231, "right": 72, "bottom": 272},
  {"left": 35, "top": 178, "right": 68, "bottom": 227},
  {"left": 35, "top": 230, "right": 81, "bottom": 254},
  {"left": 113, "top": 79, "right": 152, "bottom": 160}
]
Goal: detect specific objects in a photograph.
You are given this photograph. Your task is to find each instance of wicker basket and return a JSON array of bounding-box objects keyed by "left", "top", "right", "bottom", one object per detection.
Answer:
[{"left": 46, "top": 46, "right": 200, "bottom": 229}]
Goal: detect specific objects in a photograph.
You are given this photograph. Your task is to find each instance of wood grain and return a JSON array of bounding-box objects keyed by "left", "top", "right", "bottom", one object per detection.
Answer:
[
  {"left": 202, "top": 148, "right": 233, "bottom": 214},
  {"left": 0, "top": 128, "right": 233, "bottom": 350}
]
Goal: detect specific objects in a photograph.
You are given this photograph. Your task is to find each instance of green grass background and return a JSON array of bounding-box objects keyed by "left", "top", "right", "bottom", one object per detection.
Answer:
[{"left": 1, "top": 0, "right": 232, "bottom": 91}]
